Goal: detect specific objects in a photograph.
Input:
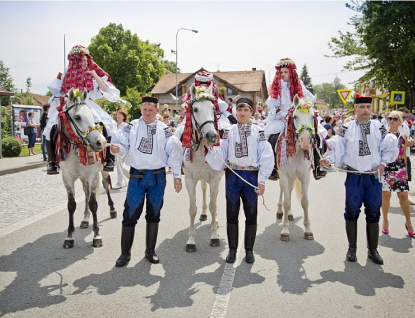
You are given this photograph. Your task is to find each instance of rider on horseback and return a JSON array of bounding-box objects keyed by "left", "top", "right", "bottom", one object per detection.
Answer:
[{"left": 264, "top": 57, "right": 326, "bottom": 181}]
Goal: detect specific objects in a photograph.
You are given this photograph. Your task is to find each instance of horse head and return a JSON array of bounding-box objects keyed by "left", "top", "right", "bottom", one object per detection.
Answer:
[
  {"left": 292, "top": 94, "right": 317, "bottom": 150},
  {"left": 64, "top": 88, "right": 107, "bottom": 152},
  {"left": 190, "top": 83, "right": 218, "bottom": 145}
]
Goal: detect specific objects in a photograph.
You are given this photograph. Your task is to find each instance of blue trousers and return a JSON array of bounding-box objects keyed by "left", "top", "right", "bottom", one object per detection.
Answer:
[
  {"left": 226, "top": 169, "right": 258, "bottom": 226},
  {"left": 344, "top": 173, "right": 382, "bottom": 223},
  {"left": 28, "top": 133, "right": 36, "bottom": 148},
  {"left": 41, "top": 130, "right": 46, "bottom": 159},
  {"left": 122, "top": 168, "right": 166, "bottom": 227}
]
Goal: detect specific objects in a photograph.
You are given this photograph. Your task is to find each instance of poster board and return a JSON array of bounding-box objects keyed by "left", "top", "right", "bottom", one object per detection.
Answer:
[{"left": 12, "top": 105, "right": 42, "bottom": 143}]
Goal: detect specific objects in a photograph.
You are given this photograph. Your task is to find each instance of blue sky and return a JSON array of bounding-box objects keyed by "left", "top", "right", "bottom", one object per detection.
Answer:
[{"left": 0, "top": 1, "right": 364, "bottom": 95}]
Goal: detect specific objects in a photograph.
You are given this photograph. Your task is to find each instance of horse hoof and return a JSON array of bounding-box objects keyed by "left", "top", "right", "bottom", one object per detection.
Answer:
[
  {"left": 80, "top": 221, "right": 89, "bottom": 229},
  {"left": 304, "top": 233, "right": 314, "bottom": 240},
  {"left": 280, "top": 234, "right": 290, "bottom": 241},
  {"left": 110, "top": 211, "right": 117, "bottom": 219},
  {"left": 288, "top": 215, "right": 294, "bottom": 221},
  {"left": 63, "top": 240, "right": 74, "bottom": 248},
  {"left": 93, "top": 238, "right": 103, "bottom": 248},
  {"left": 210, "top": 239, "right": 220, "bottom": 247},
  {"left": 276, "top": 213, "right": 283, "bottom": 219},
  {"left": 199, "top": 214, "right": 207, "bottom": 222},
  {"left": 186, "top": 244, "right": 196, "bottom": 252}
]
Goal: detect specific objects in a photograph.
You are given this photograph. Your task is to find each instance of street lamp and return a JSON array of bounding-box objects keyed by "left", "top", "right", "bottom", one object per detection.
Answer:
[{"left": 175, "top": 28, "right": 198, "bottom": 113}]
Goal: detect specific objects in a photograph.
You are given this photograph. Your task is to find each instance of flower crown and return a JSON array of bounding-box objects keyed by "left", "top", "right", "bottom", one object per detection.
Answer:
[
  {"left": 70, "top": 46, "right": 89, "bottom": 55},
  {"left": 296, "top": 98, "right": 313, "bottom": 113},
  {"left": 191, "top": 86, "right": 216, "bottom": 104},
  {"left": 72, "top": 88, "right": 84, "bottom": 99},
  {"left": 276, "top": 58, "right": 296, "bottom": 69}
]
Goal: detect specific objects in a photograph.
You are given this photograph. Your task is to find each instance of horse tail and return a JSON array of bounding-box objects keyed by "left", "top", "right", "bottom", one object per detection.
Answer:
[{"left": 294, "top": 178, "right": 302, "bottom": 202}]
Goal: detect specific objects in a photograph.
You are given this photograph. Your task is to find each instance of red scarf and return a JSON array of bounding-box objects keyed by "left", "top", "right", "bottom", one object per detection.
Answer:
[{"left": 270, "top": 58, "right": 304, "bottom": 100}]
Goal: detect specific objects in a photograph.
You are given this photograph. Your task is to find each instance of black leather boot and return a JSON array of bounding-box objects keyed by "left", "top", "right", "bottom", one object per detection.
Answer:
[
  {"left": 145, "top": 223, "right": 159, "bottom": 264},
  {"left": 268, "top": 169, "right": 279, "bottom": 181},
  {"left": 226, "top": 223, "right": 239, "bottom": 263},
  {"left": 312, "top": 148, "right": 327, "bottom": 180},
  {"left": 46, "top": 139, "right": 58, "bottom": 175},
  {"left": 345, "top": 221, "right": 357, "bottom": 262},
  {"left": 367, "top": 222, "right": 384, "bottom": 265},
  {"left": 116, "top": 226, "right": 135, "bottom": 267},
  {"left": 103, "top": 136, "right": 115, "bottom": 171},
  {"left": 245, "top": 224, "right": 257, "bottom": 264}
]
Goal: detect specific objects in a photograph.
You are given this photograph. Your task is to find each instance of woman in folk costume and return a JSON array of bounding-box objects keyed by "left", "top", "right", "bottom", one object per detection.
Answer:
[
  {"left": 264, "top": 57, "right": 326, "bottom": 180},
  {"left": 44, "top": 45, "right": 124, "bottom": 174}
]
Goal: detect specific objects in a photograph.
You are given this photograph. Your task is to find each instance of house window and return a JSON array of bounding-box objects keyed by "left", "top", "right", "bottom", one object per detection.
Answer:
[{"left": 227, "top": 87, "right": 238, "bottom": 96}]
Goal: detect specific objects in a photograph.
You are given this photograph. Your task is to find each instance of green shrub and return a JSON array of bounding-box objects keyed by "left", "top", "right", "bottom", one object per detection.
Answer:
[{"left": 1, "top": 136, "right": 22, "bottom": 157}]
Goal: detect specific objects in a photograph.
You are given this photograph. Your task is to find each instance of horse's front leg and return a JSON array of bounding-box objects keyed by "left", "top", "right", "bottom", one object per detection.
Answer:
[
  {"left": 101, "top": 171, "right": 117, "bottom": 219},
  {"left": 185, "top": 176, "right": 198, "bottom": 252},
  {"left": 280, "top": 175, "right": 292, "bottom": 241},
  {"left": 199, "top": 179, "right": 208, "bottom": 222},
  {"left": 80, "top": 187, "right": 90, "bottom": 228},
  {"left": 277, "top": 187, "right": 283, "bottom": 219},
  {"left": 300, "top": 174, "right": 313, "bottom": 240},
  {"left": 89, "top": 175, "right": 102, "bottom": 248},
  {"left": 208, "top": 178, "right": 220, "bottom": 247},
  {"left": 62, "top": 174, "right": 76, "bottom": 248}
]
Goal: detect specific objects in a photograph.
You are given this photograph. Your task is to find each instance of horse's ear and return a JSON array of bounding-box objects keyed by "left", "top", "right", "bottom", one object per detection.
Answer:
[
  {"left": 206, "top": 82, "right": 213, "bottom": 96},
  {"left": 311, "top": 94, "right": 317, "bottom": 105},
  {"left": 293, "top": 94, "right": 299, "bottom": 106},
  {"left": 83, "top": 88, "right": 87, "bottom": 100},
  {"left": 68, "top": 88, "right": 74, "bottom": 101},
  {"left": 190, "top": 83, "right": 197, "bottom": 99}
]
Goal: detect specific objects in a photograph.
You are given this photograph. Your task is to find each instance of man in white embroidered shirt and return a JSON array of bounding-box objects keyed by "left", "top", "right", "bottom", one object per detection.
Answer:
[
  {"left": 320, "top": 94, "right": 398, "bottom": 265},
  {"left": 110, "top": 96, "right": 183, "bottom": 267}
]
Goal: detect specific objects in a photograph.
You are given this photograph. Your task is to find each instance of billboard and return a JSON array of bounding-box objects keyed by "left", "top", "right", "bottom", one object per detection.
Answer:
[{"left": 12, "top": 105, "right": 42, "bottom": 143}]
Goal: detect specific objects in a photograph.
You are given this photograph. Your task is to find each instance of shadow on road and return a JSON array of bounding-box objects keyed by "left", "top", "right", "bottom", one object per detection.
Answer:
[
  {"left": 0, "top": 228, "right": 92, "bottom": 317},
  {"left": 255, "top": 218, "right": 325, "bottom": 295}
]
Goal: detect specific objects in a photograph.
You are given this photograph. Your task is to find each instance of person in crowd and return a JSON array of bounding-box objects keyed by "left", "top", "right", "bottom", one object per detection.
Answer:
[
  {"left": 225, "top": 98, "right": 237, "bottom": 124},
  {"left": 252, "top": 111, "right": 263, "bottom": 127},
  {"left": 112, "top": 109, "right": 129, "bottom": 190},
  {"left": 381, "top": 111, "right": 415, "bottom": 238},
  {"left": 110, "top": 96, "right": 183, "bottom": 267},
  {"left": 162, "top": 110, "right": 176, "bottom": 133},
  {"left": 320, "top": 94, "right": 398, "bottom": 265},
  {"left": 323, "top": 115, "right": 335, "bottom": 139},
  {"left": 205, "top": 98, "right": 274, "bottom": 264},
  {"left": 27, "top": 110, "right": 40, "bottom": 156},
  {"left": 332, "top": 115, "right": 340, "bottom": 135},
  {"left": 381, "top": 111, "right": 390, "bottom": 127},
  {"left": 40, "top": 104, "right": 50, "bottom": 161},
  {"left": 264, "top": 57, "right": 326, "bottom": 180},
  {"left": 44, "top": 45, "right": 124, "bottom": 175}
]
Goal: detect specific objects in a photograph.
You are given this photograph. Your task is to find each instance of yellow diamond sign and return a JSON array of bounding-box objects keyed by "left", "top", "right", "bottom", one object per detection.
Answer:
[{"left": 337, "top": 89, "right": 353, "bottom": 104}]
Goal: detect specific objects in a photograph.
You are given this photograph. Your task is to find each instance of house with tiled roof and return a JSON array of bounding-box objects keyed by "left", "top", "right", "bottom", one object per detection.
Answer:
[{"left": 151, "top": 68, "right": 268, "bottom": 112}]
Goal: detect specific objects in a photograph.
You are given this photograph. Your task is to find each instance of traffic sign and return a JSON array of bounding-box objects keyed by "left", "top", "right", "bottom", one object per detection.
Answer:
[
  {"left": 390, "top": 91, "right": 405, "bottom": 105},
  {"left": 337, "top": 89, "right": 353, "bottom": 104}
]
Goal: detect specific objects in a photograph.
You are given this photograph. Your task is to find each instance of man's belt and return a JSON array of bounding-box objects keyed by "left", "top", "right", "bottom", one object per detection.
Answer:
[
  {"left": 227, "top": 161, "right": 258, "bottom": 171},
  {"left": 130, "top": 167, "right": 166, "bottom": 178},
  {"left": 345, "top": 165, "right": 374, "bottom": 175}
]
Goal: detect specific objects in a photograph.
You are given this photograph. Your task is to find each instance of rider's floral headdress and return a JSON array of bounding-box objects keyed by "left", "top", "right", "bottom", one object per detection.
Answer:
[
  {"left": 191, "top": 86, "right": 216, "bottom": 105},
  {"left": 61, "top": 45, "right": 112, "bottom": 95},
  {"left": 270, "top": 57, "right": 304, "bottom": 100}
]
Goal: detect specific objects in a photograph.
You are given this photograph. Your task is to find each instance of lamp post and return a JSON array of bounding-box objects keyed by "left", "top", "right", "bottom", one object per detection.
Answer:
[{"left": 175, "top": 28, "right": 198, "bottom": 113}]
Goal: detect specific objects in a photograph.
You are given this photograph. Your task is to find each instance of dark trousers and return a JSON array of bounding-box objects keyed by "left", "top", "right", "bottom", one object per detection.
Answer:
[
  {"left": 41, "top": 130, "right": 47, "bottom": 159},
  {"left": 226, "top": 169, "right": 258, "bottom": 226},
  {"left": 344, "top": 173, "right": 382, "bottom": 223},
  {"left": 122, "top": 167, "right": 166, "bottom": 227},
  {"left": 28, "top": 133, "right": 36, "bottom": 148}
]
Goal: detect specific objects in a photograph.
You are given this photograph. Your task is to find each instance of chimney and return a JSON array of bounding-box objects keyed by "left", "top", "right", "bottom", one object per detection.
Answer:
[{"left": 252, "top": 68, "right": 256, "bottom": 71}]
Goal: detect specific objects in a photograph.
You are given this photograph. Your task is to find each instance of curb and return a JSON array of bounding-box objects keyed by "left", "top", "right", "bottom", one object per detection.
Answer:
[{"left": 0, "top": 162, "right": 47, "bottom": 176}]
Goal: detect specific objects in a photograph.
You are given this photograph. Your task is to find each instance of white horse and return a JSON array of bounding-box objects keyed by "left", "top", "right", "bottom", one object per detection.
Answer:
[
  {"left": 180, "top": 83, "right": 224, "bottom": 252},
  {"left": 276, "top": 94, "right": 317, "bottom": 241},
  {"left": 58, "top": 88, "right": 116, "bottom": 248}
]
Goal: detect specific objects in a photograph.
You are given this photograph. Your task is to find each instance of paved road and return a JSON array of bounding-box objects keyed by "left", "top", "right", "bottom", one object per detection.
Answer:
[{"left": 1, "top": 167, "right": 414, "bottom": 317}]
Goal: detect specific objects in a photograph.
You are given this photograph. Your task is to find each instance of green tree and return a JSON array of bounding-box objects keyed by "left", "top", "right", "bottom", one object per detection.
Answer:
[
  {"left": 162, "top": 60, "right": 179, "bottom": 74},
  {"left": 313, "top": 76, "right": 346, "bottom": 109},
  {"left": 300, "top": 64, "right": 314, "bottom": 94},
  {"left": 0, "top": 60, "right": 17, "bottom": 106},
  {"left": 327, "top": 1, "right": 415, "bottom": 109},
  {"left": 88, "top": 23, "right": 167, "bottom": 96}
]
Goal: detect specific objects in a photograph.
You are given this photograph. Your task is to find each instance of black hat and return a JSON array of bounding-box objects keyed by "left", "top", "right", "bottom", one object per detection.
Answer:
[
  {"left": 142, "top": 96, "right": 158, "bottom": 105},
  {"left": 236, "top": 98, "right": 254, "bottom": 109},
  {"left": 354, "top": 94, "right": 372, "bottom": 104}
]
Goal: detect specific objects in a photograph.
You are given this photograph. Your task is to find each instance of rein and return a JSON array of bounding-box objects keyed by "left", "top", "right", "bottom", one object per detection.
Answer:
[{"left": 190, "top": 106, "right": 216, "bottom": 151}]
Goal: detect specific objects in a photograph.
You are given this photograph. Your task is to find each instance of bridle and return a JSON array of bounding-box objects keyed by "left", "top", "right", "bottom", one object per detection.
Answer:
[{"left": 190, "top": 99, "right": 216, "bottom": 151}]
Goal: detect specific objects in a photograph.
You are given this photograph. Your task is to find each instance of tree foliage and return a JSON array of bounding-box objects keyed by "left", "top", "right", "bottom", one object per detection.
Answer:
[
  {"left": 300, "top": 64, "right": 314, "bottom": 94},
  {"left": 88, "top": 23, "right": 167, "bottom": 96},
  {"left": 0, "top": 60, "right": 17, "bottom": 106},
  {"left": 327, "top": 1, "right": 415, "bottom": 109},
  {"left": 313, "top": 76, "right": 347, "bottom": 109}
]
